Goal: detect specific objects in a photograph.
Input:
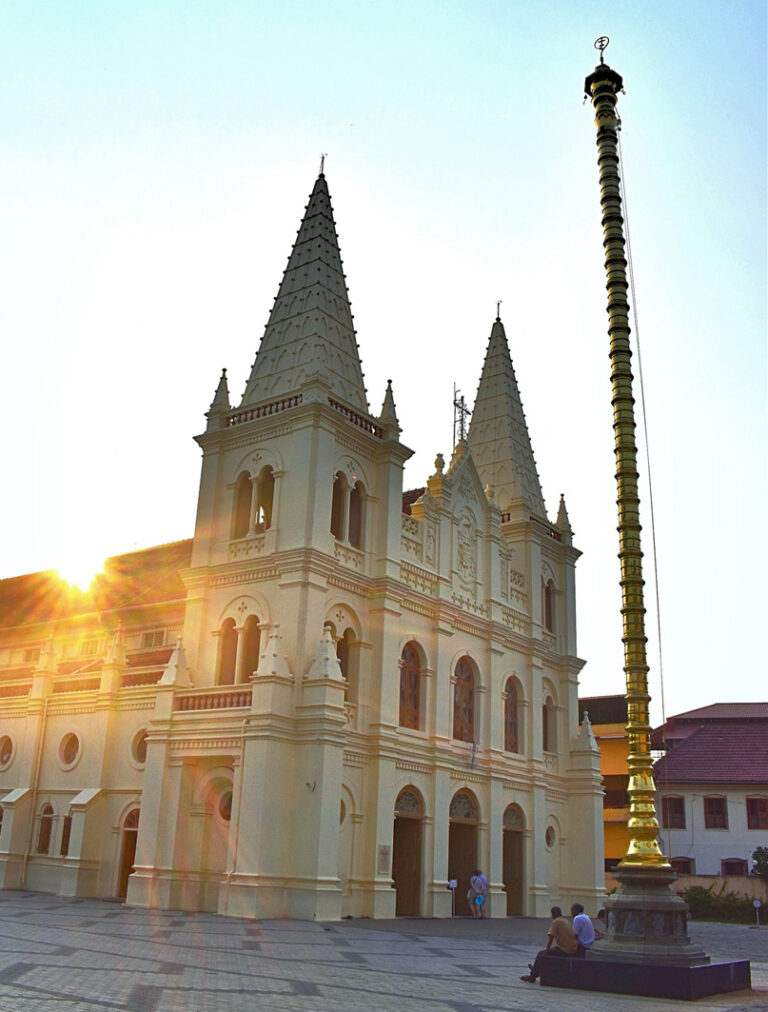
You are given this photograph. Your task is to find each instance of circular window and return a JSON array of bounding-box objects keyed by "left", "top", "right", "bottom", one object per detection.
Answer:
[
  {"left": 545, "top": 826, "right": 556, "bottom": 848},
  {"left": 59, "top": 733, "right": 80, "bottom": 767},
  {"left": 0, "top": 735, "right": 13, "bottom": 768},
  {"left": 219, "top": 791, "right": 233, "bottom": 822},
  {"left": 132, "top": 730, "right": 148, "bottom": 765}
]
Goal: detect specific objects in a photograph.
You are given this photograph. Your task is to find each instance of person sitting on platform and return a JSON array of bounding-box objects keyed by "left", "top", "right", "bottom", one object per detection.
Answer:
[
  {"left": 570, "top": 902, "right": 596, "bottom": 956},
  {"left": 520, "top": 906, "right": 578, "bottom": 982}
]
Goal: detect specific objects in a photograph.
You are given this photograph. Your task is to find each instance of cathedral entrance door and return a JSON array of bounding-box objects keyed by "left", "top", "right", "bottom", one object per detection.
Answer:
[
  {"left": 392, "top": 788, "right": 423, "bottom": 916},
  {"left": 448, "top": 790, "right": 479, "bottom": 915},
  {"left": 117, "top": 808, "right": 140, "bottom": 899},
  {"left": 502, "top": 804, "right": 525, "bottom": 914}
]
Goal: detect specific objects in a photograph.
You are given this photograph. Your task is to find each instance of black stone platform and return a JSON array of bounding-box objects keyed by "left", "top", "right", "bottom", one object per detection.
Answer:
[{"left": 538, "top": 955, "right": 751, "bottom": 1000}]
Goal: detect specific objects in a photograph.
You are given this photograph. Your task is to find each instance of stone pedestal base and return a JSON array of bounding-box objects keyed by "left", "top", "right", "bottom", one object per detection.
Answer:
[
  {"left": 590, "top": 864, "right": 708, "bottom": 965},
  {"left": 539, "top": 955, "right": 750, "bottom": 1000}
]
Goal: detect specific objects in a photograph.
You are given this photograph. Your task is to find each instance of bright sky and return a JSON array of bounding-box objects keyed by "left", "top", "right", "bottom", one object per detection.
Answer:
[{"left": 1, "top": 1, "right": 765, "bottom": 724}]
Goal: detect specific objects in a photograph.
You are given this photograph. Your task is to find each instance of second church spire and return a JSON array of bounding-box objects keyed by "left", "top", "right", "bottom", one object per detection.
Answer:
[{"left": 467, "top": 316, "right": 546, "bottom": 517}]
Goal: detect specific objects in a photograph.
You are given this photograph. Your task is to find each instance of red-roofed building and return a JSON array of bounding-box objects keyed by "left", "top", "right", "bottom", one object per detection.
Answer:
[{"left": 653, "top": 704, "right": 768, "bottom": 877}]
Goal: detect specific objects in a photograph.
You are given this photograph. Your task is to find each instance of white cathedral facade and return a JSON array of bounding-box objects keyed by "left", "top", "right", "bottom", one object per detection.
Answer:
[{"left": 0, "top": 172, "right": 604, "bottom": 920}]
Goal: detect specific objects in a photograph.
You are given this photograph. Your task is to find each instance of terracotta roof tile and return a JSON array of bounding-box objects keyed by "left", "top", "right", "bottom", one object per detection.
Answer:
[
  {"left": 0, "top": 540, "right": 192, "bottom": 629},
  {"left": 668, "top": 702, "right": 768, "bottom": 721},
  {"left": 402, "top": 488, "right": 426, "bottom": 515},
  {"left": 579, "top": 695, "right": 627, "bottom": 725},
  {"left": 653, "top": 723, "right": 768, "bottom": 784}
]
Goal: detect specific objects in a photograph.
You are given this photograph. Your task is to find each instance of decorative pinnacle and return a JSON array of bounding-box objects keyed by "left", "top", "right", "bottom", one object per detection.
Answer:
[{"left": 594, "top": 36, "right": 609, "bottom": 64}]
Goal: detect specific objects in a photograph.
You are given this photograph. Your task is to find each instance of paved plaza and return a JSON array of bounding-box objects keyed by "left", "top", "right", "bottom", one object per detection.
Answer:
[{"left": 0, "top": 891, "right": 765, "bottom": 1011}]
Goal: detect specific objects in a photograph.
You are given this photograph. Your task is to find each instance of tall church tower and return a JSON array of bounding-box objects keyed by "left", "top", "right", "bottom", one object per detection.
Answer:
[{"left": 123, "top": 172, "right": 603, "bottom": 921}]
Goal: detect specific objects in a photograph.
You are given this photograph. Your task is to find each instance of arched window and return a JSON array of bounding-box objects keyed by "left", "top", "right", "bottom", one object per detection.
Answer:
[
  {"left": 504, "top": 678, "right": 520, "bottom": 752},
  {"left": 218, "top": 618, "right": 238, "bottom": 685},
  {"left": 543, "top": 580, "right": 555, "bottom": 633},
  {"left": 124, "top": 808, "right": 140, "bottom": 830},
  {"left": 233, "top": 472, "right": 253, "bottom": 539},
  {"left": 331, "top": 473, "right": 366, "bottom": 548},
  {"left": 242, "top": 615, "right": 261, "bottom": 681},
  {"left": 37, "top": 803, "right": 54, "bottom": 854},
  {"left": 453, "top": 657, "right": 475, "bottom": 743},
  {"left": 60, "top": 814, "right": 72, "bottom": 856},
  {"left": 399, "top": 642, "right": 421, "bottom": 729},
  {"left": 336, "top": 628, "right": 357, "bottom": 701},
  {"left": 348, "top": 482, "right": 364, "bottom": 548},
  {"left": 542, "top": 695, "right": 556, "bottom": 753},
  {"left": 256, "top": 467, "right": 274, "bottom": 531},
  {"left": 330, "top": 473, "right": 346, "bottom": 539}
]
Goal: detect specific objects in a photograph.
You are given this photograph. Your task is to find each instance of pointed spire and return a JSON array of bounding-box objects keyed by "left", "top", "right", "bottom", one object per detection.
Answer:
[
  {"left": 556, "top": 493, "right": 572, "bottom": 531},
  {"left": 573, "top": 710, "right": 599, "bottom": 752},
  {"left": 105, "top": 624, "right": 126, "bottom": 667},
  {"left": 239, "top": 174, "right": 369, "bottom": 413},
  {"left": 379, "top": 378, "right": 400, "bottom": 438},
  {"left": 37, "top": 632, "right": 57, "bottom": 673},
  {"left": 160, "top": 637, "right": 192, "bottom": 687},
  {"left": 467, "top": 316, "right": 546, "bottom": 517},
  {"left": 205, "top": 369, "right": 231, "bottom": 431},
  {"left": 255, "top": 624, "right": 292, "bottom": 678},
  {"left": 307, "top": 626, "right": 344, "bottom": 680}
]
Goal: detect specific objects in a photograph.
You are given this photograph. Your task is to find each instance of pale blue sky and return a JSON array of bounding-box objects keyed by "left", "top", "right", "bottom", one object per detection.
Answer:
[{"left": 1, "top": 1, "right": 765, "bottom": 722}]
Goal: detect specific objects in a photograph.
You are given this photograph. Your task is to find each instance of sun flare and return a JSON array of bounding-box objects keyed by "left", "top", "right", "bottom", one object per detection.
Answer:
[{"left": 56, "top": 555, "right": 105, "bottom": 592}]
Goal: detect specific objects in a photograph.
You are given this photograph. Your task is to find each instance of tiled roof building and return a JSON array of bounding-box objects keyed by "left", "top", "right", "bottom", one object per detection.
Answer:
[{"left": 652, "top": 704, "right": 768, "bottom": 876}]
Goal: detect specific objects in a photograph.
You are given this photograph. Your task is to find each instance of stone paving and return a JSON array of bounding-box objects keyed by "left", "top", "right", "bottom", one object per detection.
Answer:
[{"left": 0, "top": 891, "right": 765, "bottom": 1011}]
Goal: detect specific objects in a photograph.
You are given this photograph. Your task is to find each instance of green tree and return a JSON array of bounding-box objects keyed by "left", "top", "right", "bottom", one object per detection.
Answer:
[{"left": 750, "top": 846, "right": 768, "bottom": 881}]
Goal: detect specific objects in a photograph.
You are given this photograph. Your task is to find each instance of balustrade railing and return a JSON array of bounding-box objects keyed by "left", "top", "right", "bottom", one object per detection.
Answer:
[{"left": 174, "top": 687, "right": 252, "bottom": 711}]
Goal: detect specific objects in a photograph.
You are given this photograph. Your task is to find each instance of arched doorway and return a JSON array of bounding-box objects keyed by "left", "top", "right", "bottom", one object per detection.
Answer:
[
  {"left": 117, "top": 808, "right": 140, "bottom": 899},
  {"left": 502, "top": 804, "right": 525, "bottom": 914},
  {"left": 392, "top": 788, "right": 424, "bottom": 916},
  {"left": 448, "top": 789, "right": 479, "bottom": 915}
]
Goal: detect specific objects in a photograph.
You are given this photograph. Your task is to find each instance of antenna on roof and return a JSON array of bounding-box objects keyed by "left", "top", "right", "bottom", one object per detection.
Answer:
[{"left": 453, "top": 384, "right": 471, "bottom": 446}]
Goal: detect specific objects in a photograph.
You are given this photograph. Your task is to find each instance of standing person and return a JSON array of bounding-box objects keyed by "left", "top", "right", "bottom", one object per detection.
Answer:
[
  {"left": 520, "top": 906, "right": 577, "bottom": 982},
  {"left": 467, "top": 869, "right": 488, "bottom": 918},
  {"left": 570, "top": 903, "right": 596, "bottom": 956}
]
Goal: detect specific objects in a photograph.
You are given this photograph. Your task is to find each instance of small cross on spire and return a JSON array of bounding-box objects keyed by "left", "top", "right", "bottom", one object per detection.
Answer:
[
  {"left": 319, "top": 152, "right": 327, "bottom": 175},
  {"left": 496, "top": 299, "right": 502, "bottom": 320}
]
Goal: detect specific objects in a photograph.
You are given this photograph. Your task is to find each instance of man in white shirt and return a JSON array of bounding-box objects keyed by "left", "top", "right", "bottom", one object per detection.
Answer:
[{"left": 570, "top": 903, "right": 595, "bottom": 957}]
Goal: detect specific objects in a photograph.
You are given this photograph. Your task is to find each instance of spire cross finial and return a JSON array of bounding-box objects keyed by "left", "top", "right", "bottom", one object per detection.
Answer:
[
  {"left": 594, "top": 36, "right": 609, "bottom": 64},
  {"left": 496, "top": 299, "right": 502, "bottom": 320},
  {"left": 319, "top": 152, "right": 327, "bottom": 175}
]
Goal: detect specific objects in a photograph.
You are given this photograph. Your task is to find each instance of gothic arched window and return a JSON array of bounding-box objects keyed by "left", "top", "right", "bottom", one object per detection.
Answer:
[
  {"left": 37, "top": 803, "right": 54, "bottom": 855},
  {"left": 330, "top": 473, "right": 347, "bottom": 539},
  {"left": 256, "top": 467, "right": 274, "bottom": 531},
  {"left": 399, "top": 642, "right": 421, "bottom": 730},
  {"left": 348, "top": 482, "right": 364, "bottom": 548},
  {"left": 544, "top": 580, "right": 555, "bottom": 633},
  {"left": 542, "top": 695, "right": 557, "bottom": 753},
  {"left": 336, "top": 628, "right": 357, "bottom": 702},
  {"left": 453, "top": 657, "right": 475, "bottom": 743},
  {"left": 233, "top": 472, "right": 253, "bottom": 539},
  {"left": 242, "top": 615, "right": 261, "bottom": 680},
  {"left": 218, "top": 618, "right": 238, "bottom": 685},
  {"left": 504, "top": 678, "right": 520, "bottom": 753}
]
